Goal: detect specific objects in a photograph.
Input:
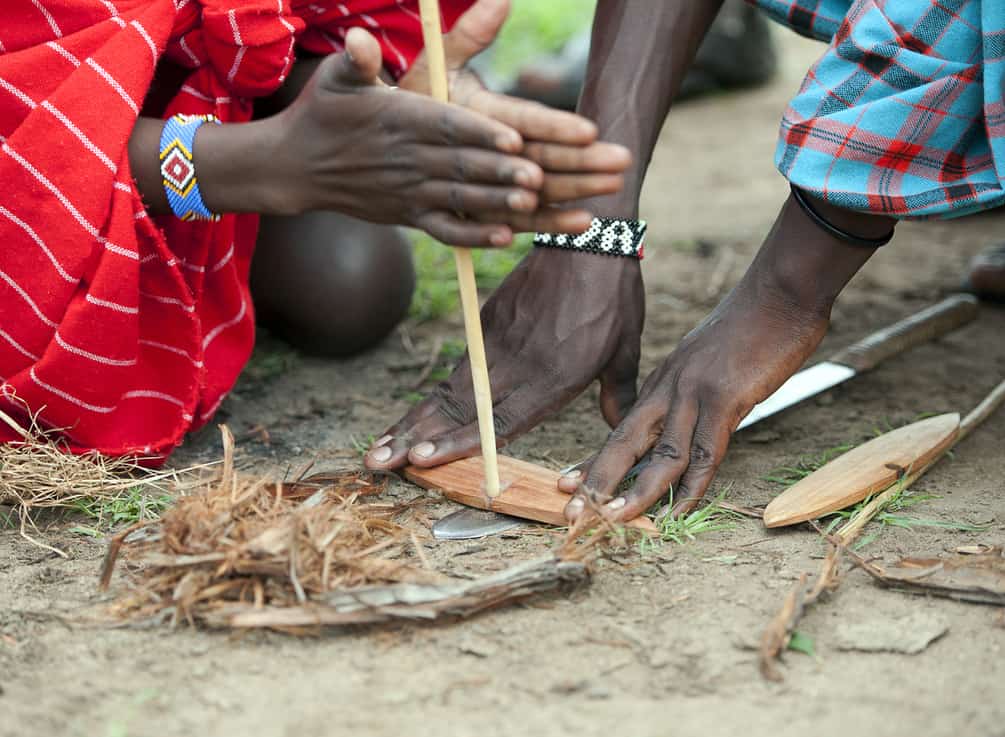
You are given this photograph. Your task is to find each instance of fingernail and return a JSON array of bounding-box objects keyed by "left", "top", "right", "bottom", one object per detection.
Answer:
[
  {"left": 369, "top": 446, "right": 391, "bottom": 463},
  {"left": 515, "top": 169, "right": 533, "bottom": 187},
  {"left": 507, "top": 192, "right": 530, "bottom": 211},
  {"left": 412, "top": 441, "right": 436, "bottom": 459},
  {"left": 497, "top": 131, "right": 520, "bottom": 150},
  {"left": 605, "top": 497, "right": 626, "bottom": 512},
  {"left": 373, "top": 434, "right": 393, "bottom": 448},
  {"left": 490, "top": 230, "right": 509, "bottom": 247},
  {"left": 562, "top": 469, "right": 582, "bottom": 481},
  {"left": 566, "top": 497, "right": 584, "bottom": 519}
]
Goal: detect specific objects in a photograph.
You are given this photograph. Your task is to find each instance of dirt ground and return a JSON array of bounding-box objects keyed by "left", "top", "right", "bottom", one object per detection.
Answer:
[{"left": 3, "top": 32, "right": 1004, "bottom": 737}]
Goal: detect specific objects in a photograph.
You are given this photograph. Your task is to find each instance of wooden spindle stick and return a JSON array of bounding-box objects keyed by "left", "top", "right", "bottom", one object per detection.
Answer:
[{"left": 416, "top": 0, "right": 501, "bottom": 498}]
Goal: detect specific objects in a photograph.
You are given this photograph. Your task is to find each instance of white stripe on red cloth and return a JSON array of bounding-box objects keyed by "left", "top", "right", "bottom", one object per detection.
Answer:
[{"left": 55, "top": 331, "right": 137, "bottom": 367}]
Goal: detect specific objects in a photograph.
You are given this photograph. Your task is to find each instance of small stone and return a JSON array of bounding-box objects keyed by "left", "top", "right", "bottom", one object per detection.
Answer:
[{"left": 835, "top": 611, "right": 948, "bottom": 655}]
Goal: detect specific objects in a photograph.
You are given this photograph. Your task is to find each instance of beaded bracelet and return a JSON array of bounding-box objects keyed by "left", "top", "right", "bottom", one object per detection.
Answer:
[
  {"left": 159, "top": 114, "right": 221, "bottom": 222},
  {"left": 534, "top": 217, "right": 647, "bottom": 259}
]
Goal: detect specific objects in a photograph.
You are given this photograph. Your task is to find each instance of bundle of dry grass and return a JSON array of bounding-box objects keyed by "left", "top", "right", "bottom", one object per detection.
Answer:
[
  {"left": 0, "top": 402, "right": 192, "bottom": 556},
  {"left": 101, "top": 431, "right": 590, "bottom": 631}
]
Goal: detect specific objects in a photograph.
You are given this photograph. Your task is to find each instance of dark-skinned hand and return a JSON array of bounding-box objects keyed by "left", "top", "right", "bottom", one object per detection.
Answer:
[
  {"left": 266, "top": 26, "right": 546, "bottom": 247},
  {"left": 557, "top": 195, "right": 887, "bottom": 522},
  {"left": 558, "top": 272, "right": 829, "bottom": 523},
  {"left": 399, "top": 0, "right": 632, "bottom": 235},
  {"left": 364, "top": 246, "right": 645, "bottom": 470}
]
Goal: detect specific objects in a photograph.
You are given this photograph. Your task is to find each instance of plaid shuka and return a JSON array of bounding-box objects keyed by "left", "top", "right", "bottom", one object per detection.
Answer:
[{"left": 750, "top": 0, "right": 1005, "bottom": 218}]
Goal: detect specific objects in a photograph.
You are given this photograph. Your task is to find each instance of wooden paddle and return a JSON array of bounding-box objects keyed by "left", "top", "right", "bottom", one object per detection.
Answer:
[
  {"left": 405, "top": 455, "right": 659, "bottom": 533},
  {"left": 763, "top": 378, "right": 1005, "bottom": 528}
]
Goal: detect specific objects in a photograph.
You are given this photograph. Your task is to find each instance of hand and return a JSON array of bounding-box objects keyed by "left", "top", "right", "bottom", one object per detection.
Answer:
[
  {"left": 266, "top": 27, "right": 545, "bottom": 247},
  {"left": 560, "top": 275, "right": 829, "bottom": 523},
  {"left": 399, "top": 0, "right": 632, "bottom": 234},
  {"left": 364, "top": 247, "right": 645, "bottom": 470},
  {"left": 558, "top": 193, "right": 886, "bottom": 523}
]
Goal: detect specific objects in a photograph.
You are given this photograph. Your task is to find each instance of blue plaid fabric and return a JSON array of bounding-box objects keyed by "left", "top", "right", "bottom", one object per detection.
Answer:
[{"left": 749, "top": 0, "right": 1005, "bottom": 218}]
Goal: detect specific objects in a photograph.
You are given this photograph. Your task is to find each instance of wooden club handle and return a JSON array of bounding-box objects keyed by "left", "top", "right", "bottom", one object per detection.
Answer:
[{"left": 828, "top": 294, "right": 978, "bottom": 373}]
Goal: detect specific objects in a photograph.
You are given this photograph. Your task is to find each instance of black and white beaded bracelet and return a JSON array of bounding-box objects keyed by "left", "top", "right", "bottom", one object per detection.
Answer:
[{"left": 534, "top": 217, "right": 647, "bottom": 259}]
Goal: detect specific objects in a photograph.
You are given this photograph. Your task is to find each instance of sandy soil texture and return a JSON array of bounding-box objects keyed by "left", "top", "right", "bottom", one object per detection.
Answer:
[{"left": 2, "top": 33, "right": 1004, "bottom": 737}]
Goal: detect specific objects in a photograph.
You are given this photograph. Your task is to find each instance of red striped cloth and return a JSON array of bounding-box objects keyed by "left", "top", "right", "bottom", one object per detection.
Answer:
[{"left": 0, "top": 0, "right": 469, "bottom": 461}]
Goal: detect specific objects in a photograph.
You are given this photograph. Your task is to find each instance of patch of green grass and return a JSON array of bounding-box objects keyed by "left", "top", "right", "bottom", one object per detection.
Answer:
[
  {"left": 69, "top": 525, "right": 105, "bottom": 539},
  {"left": 71, "top": 486, "right": 173, "bottom": 529},
  {"left": 639, "top": 485, "right": 740, "bottom": 552},
  {"left": 440, "top": 338, "right": 467, "bottom": 361},
  {"left": 819, "top": 480, "right": 990, "bottom": 549},
  {"left": 409, "top": 232, "right": 533, "bottom": 321},
  {"left": 242, "top": 340, "right": 299, "bottom": 384},
  {"left": 490, "top": 0, "right": 596, "bottom": 79},
  {"left": 762, "top": 442, "right": 856, "bottom": 487},
  {"left": 0, "top": 506, "right": 15, "bottom": 529},
  {"left": 350, "top": 433, "right": 377, "bottom": 458}
]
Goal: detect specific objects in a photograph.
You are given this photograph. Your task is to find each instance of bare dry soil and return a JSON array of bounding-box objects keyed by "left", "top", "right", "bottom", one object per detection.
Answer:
[{"left": 2, "top": 33, "right": 1004, "bottom": 737}]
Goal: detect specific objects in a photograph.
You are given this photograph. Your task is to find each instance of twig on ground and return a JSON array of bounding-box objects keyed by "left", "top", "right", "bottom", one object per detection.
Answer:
[
  {"left": 757, "top": 378, "right": 1005, "bottom": 681},
  {"left": 101, "top": 430, "right": 591, "bottom": 631}
]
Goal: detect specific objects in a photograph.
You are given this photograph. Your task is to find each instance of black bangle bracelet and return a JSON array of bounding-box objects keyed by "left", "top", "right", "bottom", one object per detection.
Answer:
[{"left": 790, "top": 186, "right": 895, "bottom": 248}]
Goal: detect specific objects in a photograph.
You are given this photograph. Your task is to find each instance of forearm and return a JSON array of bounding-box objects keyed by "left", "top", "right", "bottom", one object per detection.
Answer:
[
  {"left": 128, "top": 116, "right": 278, "bottom": 216},
  {"left": 754, "top": 192, "right": 894, "bottom": 315},
  {"left": 577, "top": 0, "right": 724, "bottom": 216}
]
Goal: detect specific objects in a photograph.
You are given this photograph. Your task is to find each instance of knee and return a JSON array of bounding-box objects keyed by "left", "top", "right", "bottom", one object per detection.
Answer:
[{"left": 251, "top": 211, "right": 415, "bottom": 357}]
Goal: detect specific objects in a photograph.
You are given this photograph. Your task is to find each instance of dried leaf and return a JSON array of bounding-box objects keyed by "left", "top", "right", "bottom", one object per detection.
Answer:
[{"left": 853, "top": 546, "right": 1005, "bottom": 605}]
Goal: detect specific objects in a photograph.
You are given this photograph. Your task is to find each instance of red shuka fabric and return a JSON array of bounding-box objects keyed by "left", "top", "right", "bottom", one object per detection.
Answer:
[{"left": 0, "top": 0, "right": 470, "bottom": 462}]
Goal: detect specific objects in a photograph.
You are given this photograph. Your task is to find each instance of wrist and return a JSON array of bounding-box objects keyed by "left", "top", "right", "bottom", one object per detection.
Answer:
[
  {"left": 752, "top": 194, "right": 879, "bottom": 317},
  {"left": 196, "top": 118, "right": 287, "bottom": 216},
  {"left": 527, "top": 242, "right": 642, "bottom": 285}
]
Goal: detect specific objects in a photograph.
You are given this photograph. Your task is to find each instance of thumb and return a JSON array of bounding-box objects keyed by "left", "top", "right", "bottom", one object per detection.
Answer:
[
  {"left": 320, "top": 27, "right": 383, "bottom": 90},
  {"left": 598, "top": 342, "right": 639, "bottom": 428},
  {"left": 443, "top": 0, "right": 509, "bottom": 68}
]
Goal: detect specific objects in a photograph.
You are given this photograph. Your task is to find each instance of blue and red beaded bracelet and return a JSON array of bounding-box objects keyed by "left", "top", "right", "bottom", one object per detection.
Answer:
[{"left": 159, "top": 114, "right": 221, "bottom": 222}]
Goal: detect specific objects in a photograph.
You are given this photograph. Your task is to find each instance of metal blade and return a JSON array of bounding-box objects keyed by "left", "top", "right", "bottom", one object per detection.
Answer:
[
  {"left": 432, "top": 508, "right": 526, "bottom": 540},
  {"left": 736, "top": 361, "right": 855, "bottom": 430}
]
